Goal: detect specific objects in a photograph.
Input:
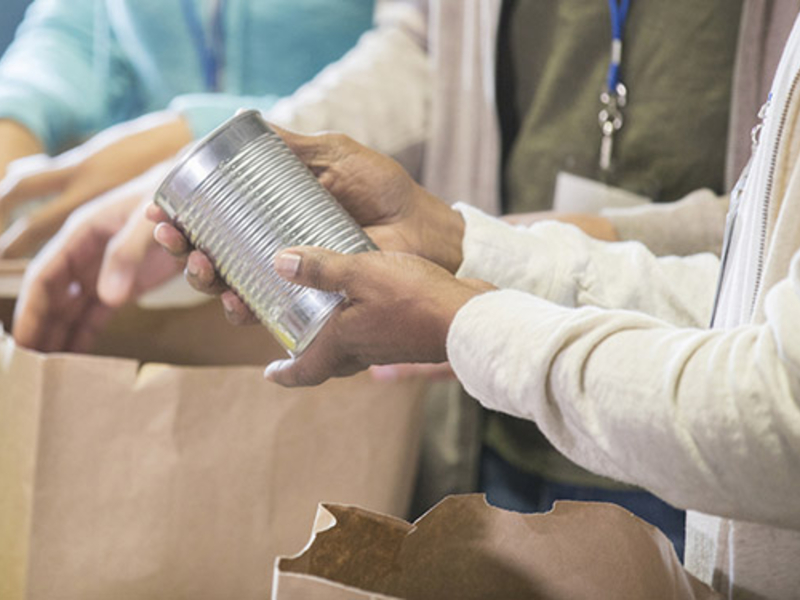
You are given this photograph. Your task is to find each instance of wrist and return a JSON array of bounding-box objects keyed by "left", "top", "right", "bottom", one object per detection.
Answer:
[
  {"left": 416, "top": 188, "right": 465, "bottom": 274},
  {"left": 422, "top": 280, "right": 485, "bottom": 363},
  {"left": 0, "top": 119, "right": 43, "bottom": 180},
  {"left": 555, "top": 213, "right": 619, "bottom": 242}
]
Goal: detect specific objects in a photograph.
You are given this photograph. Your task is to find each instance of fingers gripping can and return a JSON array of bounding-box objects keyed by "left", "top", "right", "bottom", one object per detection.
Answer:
[{"left": 155, "top": 110, "right": 377, "bottom": 355}]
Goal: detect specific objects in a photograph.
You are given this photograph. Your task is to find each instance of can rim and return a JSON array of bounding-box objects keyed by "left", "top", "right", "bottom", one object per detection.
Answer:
[{"left": 154, "top": 109, "right": 268, "bottom": 219}]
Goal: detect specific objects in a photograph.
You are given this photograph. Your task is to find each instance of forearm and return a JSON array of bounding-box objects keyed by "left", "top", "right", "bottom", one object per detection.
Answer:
[
  {"left": 414, "top": 188, "right": 465, "bottom": 273},
  {"left": 601, "top": 188, "right": 728, "bottom": 257},
  {"left": 0, "top": 119, "right": 43, "bottom": 179},
  {"left": 502, "top": 210, "right": 620, "bottom": 242},
  {"left": 457, "top": 204, "right": 718, "bottom": 326},
  {"left": 447, "top": 277, "right": 800, "bottom": 528},
  {"left": 73, "top": 111, "right": 191, "bottom": 173},
  {"left": 504, "top": 189, "right": 728, "bottom": 257}
]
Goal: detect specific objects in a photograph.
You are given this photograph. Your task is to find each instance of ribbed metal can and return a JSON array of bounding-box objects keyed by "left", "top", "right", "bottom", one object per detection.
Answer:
[{"left": 154, "top": 110, "right": 377, "bottom": 355}]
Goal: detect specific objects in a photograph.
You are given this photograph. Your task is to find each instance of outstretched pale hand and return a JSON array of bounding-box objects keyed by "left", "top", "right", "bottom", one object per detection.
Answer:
[
  {"left": 149, "top": 127, "right": 467, "bottom": 326},
  {"left": 0, "top": 111, "right": 192, "bottom": 258},
  {"left": 262, "top": 246, "right": 494, "bottom": 387},
  {"left": 13, "top": 165, "right": 183, "bottom": 352}
]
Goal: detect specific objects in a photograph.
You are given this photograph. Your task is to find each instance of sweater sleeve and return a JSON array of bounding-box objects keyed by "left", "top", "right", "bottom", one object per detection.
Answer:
[
  {"left": 264, "top": 0, "right": 430, "bottom": 177},
  {"left": 448, "top": 220, "right": 800, "bottom": 529},
  {"left": 601, "top": 188, "right": 729, "bottom": 257},
  {"left": 0, "top": 0, "right": 136, "bottom": 153},
  {"left": 455, "top": 203, "right": 719, "bottom": 326}
]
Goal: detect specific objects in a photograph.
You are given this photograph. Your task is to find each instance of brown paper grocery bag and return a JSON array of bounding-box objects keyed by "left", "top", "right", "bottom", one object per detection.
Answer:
[
  {"left": 274, "top": 495, "right": 721, "bottom": 600},
  {"left": 0, "top": 323, "right": 427, "bottom": 600}
]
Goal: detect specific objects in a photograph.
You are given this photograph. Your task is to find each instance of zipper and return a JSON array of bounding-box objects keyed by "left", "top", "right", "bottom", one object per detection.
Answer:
[
  {"left": 709, "top": 95, "right": 770, "bottom": 327},
  {"left": 709, "top": 161, "right": 748, "bottom": 327},
  {"left": 750, "top": 68, "right": 800, "bottom": 317}
]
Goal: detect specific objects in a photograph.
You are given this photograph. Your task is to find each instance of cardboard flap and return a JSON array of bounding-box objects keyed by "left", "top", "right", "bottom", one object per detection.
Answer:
[{"left": 275, "top": 495, "right": 721, "bottom": 600}]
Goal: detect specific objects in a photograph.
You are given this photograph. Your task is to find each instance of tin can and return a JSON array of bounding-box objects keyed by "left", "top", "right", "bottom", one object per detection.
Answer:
[{"left": 155, "top": 110, "right": 377, "bottom": 355}]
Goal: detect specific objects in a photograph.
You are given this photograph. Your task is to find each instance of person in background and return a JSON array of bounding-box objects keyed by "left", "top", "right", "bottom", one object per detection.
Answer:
[{"left": 0, "top": 0, "right": 376, "bottom": 256}]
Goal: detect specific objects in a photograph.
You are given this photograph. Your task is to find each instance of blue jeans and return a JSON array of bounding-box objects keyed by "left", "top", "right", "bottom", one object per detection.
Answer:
[{"left": 479, "top": 447, "right": 686, "bottom": 560}]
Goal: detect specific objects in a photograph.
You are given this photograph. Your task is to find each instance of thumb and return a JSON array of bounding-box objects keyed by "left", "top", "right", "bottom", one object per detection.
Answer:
[
  {"left": 263, "top": 357, "right": 329, "bottom": 388},
  {"left": 268, "top": 124, "right": 319, "bottom": 163},
  {"left": 273, "top": 247, "right": 354, "bottom": 293}
]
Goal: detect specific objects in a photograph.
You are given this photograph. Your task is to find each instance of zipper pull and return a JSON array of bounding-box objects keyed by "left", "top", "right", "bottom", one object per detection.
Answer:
[{"left": 751, "top": 93, "right": 772, "bottom": 151}]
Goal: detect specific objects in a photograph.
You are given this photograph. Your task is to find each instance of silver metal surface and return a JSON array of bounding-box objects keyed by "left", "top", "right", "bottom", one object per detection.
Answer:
[{"left": 155, "top": 110, "right": 376, "bottom": 355}]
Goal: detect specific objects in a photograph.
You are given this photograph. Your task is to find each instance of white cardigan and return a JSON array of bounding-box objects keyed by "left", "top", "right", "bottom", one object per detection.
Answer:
[{"left": 449, "top": 15, "right": 800, "bottom": 599}]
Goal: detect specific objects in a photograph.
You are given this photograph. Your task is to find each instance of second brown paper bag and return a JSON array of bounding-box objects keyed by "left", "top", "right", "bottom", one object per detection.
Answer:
[{"left": 274, "top": 495, "right": 721, "bottom": 600}]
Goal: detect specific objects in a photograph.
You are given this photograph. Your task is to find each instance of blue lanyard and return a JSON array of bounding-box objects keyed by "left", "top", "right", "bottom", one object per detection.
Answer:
[
  {"left": 598, "top": 0, "right": 631, "bottom": 173},
  {"left": 181, "top": 0, "right": 226, "bottom": 92},
  {"left": 606, "top": 0, "right": 630, "bottom": 93}
]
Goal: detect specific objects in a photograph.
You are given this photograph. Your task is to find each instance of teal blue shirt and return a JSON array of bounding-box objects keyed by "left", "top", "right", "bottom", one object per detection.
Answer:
[{"left": 0, "top": 0, "right": 374, "bottom": 153}]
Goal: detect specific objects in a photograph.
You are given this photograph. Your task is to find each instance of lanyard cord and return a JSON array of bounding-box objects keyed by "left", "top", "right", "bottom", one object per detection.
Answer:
[
  {"left": 181, "top": 0, "right": 226, "bottom": 92},
  {"left": 606, "top": 0, "right": 631, "bottom": 93},
  {"left": 598, "top": 0, "right": 631, "bottom": 173}
]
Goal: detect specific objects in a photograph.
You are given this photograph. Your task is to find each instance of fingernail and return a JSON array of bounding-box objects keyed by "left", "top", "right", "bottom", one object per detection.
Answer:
[
  {"left": 221, "top": 293, "right": 236, "bottom": 314},
  {"left": 185, "top": 259, "right": 198, "bottom": 278},
  {"left": 153, "top": 222, "right": 169, "bottom": 243},
  {"left": 370, "top": 365, "right": 399, "bottom": 382},
  {"left": 264, "top": 358, "right": 294, "bottom": 380},
  {"left": 274, "top": 252, "right": 301, "bottom": 278}
]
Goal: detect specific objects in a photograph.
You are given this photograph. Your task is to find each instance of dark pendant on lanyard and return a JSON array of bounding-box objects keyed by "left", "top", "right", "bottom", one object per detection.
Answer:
[
  {"left": 181, "top": 0, "right": 226, "bottom": 92},
  {"left": 598, "top": 0, "right": 631, "bottom": 174}
]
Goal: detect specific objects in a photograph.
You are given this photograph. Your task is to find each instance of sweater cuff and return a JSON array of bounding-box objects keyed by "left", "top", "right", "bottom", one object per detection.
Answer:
[
  {"left": 453, "top": 202, "right": 580, "bottom": 305},
  {"left": 446, "top": 288, "right": 565, "bottom": 416},
  {"left": 454, "top": 203, "right": 554, "bottom": 289}
]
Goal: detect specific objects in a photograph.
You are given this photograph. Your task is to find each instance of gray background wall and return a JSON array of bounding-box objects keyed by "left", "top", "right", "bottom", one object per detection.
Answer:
[{"left": 2, "top": 0, "right": 34, "bottom": 54}]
